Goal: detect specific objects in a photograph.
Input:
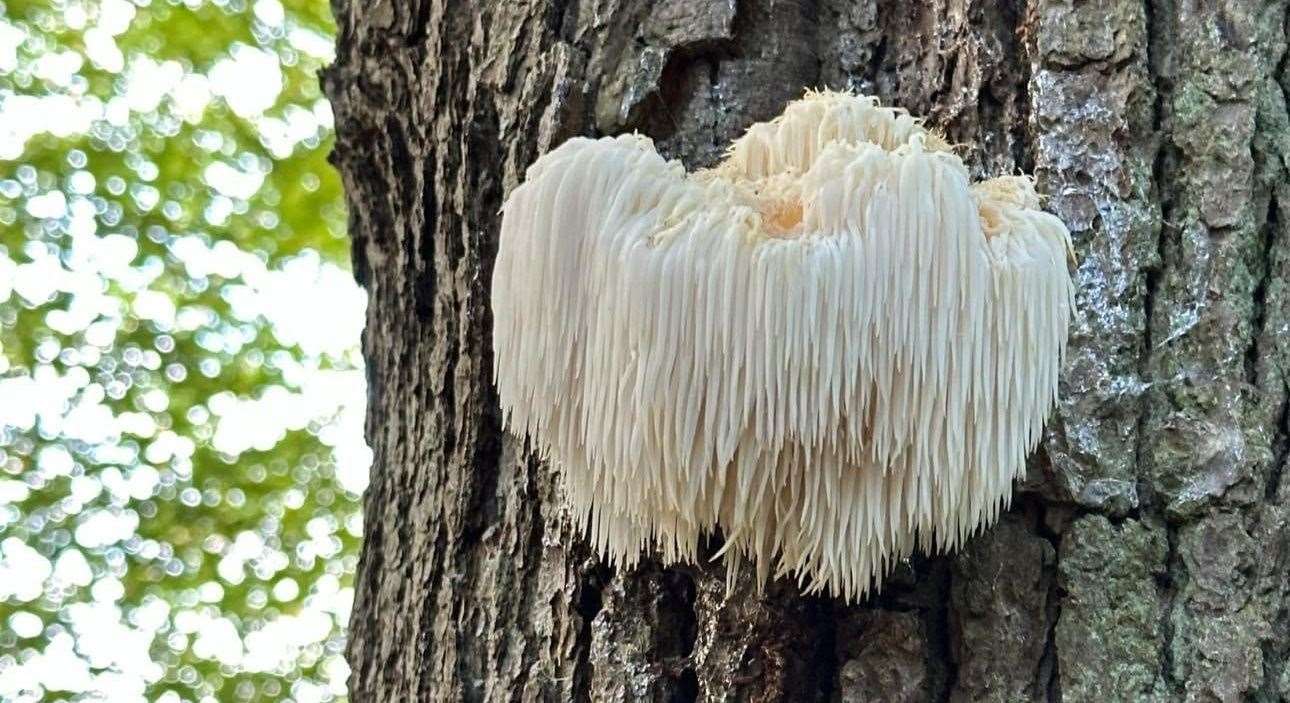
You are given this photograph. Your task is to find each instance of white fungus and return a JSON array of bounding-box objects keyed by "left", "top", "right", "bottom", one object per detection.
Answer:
[{"left": 491, "top": 90, "right": 1075, "bottom": 602}]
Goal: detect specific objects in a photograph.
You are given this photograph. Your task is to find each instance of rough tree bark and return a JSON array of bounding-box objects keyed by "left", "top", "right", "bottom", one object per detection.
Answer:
[{"left": 323, "top": 0, "right": 1290, "bottom": 700}]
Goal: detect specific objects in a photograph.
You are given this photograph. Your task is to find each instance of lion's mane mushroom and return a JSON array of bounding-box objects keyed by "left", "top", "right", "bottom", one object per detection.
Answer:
[{"left": 491, "top": 90, "right": 1074, "bottom": 601}]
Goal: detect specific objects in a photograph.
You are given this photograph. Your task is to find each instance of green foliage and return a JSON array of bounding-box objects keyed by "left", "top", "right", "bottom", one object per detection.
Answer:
[{"left": 0, "top": 0, "right": 362, "bottom": 700}]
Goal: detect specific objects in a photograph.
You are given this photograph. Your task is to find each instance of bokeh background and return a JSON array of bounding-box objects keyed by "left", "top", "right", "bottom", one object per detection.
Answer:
[{"left": 0, "top": 0, "right": 366, "bottom": 700}]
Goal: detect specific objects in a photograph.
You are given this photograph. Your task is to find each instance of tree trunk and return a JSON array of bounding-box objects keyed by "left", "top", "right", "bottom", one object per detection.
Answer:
[{"left": 323, "top": 0, "right": 1290, "bottom": 700}]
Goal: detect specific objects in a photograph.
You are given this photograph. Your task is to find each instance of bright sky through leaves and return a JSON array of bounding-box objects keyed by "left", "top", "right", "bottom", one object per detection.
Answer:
[{"left": 0, "top": 0, "right": 365, "bottom": 700}]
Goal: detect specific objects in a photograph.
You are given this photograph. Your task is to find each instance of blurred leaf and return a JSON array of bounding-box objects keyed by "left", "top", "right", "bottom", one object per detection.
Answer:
[{"left": 0, "top": 1, "right": 362, "bottom": 701}]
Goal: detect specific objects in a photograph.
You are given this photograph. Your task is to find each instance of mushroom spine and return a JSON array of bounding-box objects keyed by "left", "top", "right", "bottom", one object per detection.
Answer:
[{"left": 491, "top": 90, "right": 1075, "bottom": 601}]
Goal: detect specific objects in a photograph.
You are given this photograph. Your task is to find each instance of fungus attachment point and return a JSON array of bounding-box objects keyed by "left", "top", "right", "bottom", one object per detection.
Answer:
[{"left": 492, "top": 90, "right": 1075, "bottom": 601}]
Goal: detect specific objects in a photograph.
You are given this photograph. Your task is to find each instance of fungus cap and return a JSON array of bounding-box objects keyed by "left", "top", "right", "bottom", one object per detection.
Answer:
[{"left": 491, "top": 90, "right": 1075, "bottom": 601}]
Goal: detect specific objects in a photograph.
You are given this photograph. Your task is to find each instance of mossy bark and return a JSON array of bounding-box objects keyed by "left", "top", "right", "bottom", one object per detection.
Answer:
[{"left": 324, "top": 0, "right": 1290, "bottom": 700}]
